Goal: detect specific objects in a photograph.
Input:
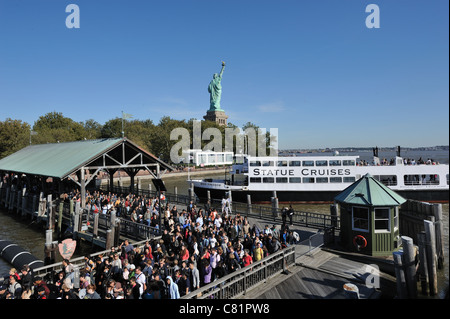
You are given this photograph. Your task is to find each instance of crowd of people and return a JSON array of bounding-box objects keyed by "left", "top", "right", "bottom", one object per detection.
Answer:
[
  {"left": 1, "top": 190, "right": 300, "bottom": 300},
  {"left": 358, "top": 157, "right": 440, "bottom": 167}
]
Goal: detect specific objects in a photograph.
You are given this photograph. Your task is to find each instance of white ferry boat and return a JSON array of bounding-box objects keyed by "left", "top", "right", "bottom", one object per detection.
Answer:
[{"left": 191, "top": 151, "right": 449, "bottom": 203}]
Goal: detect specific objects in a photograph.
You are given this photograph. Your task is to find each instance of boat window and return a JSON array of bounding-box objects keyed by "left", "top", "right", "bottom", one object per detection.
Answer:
[
  {"left": 315, "top": 160, "right": 328, "bottom": 167},
  {"left": 263, "top": 177, "right": 274, "bottom": 183},
  {"left": 352, "top": 206, "right": 369, "bottom": 232},
  {"left": 330, "top": 177, "right": 342, "bottom": 183},
  {"left": 343, "top": 160, "right": 355, "bottom": 166},
  {"left": 343, "top": 177, "right": 356, "bottom": 183},
  {"left": 289, "top": 177, "right": 301, "bottom": 183},
  {"left": 276, "top": 177, "right": 288, "bottom": 183},
  {"left": 302, "top": 160, "right": 314, "bottom": 167},
  {"left": 447, "top": 174, "right": 449, "bottom": 186},
  {"left": 277, "top": 160, "right": 288, "bottom": 167},
  {"left": 289, "top": 160, "right": 301, "bottom": 167},
  {"left": 208, "top": 154, "right": 216, "bottom": 163},
  {"left": 199, "top": 154, "right": 207, "bottom": 164},
  {"left": 262, "top": 161, "right": 274, "bottom": 167},
  {"left": 250, "top": 161, "right": 261, "bottom": 167},
  {"left": 329, "top": 160, "right": 341, "bottom": 166},
  {"left": 302, "top": 177, "right": 315, "bottom": 183},
  {"left": 373, "top": 175, "right": 397, "bottom": 186},
  {"left": 217, "top": 154, "right": 225, "bottom": 163},
  {"left": 250, "top": 177, "right": 261, "bottom": 183},
  {"left": 226, "top": 154, "right": 233, "bottom": 162},
  {"left": 374, "top": 208, "right": 390, "bottom": 232},
  {"left": 403, "top": 174, "right": 439, "bottom": 186},
  {"left": 316, "top": 177, "right": 328, "bottom": 183}
]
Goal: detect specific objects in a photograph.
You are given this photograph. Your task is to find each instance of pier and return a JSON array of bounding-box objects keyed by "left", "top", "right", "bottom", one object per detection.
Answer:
[{"left": 0, "top": 139, "right": 447, "bottom": 299}]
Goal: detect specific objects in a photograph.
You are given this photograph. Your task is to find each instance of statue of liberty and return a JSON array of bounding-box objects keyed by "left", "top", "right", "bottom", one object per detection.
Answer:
[{"left": 208, "top": 61, "right": 225, "bottom": 111}]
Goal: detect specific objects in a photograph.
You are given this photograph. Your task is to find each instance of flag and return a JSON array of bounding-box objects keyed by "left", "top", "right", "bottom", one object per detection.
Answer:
[{"left": 122, "top": 111, "right": 133, "bottom": 119}]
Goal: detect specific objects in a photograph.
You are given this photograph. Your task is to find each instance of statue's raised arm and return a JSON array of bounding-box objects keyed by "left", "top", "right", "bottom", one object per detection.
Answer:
[
  {"left": 208, "top": 61, "right": 226, "bottom": 111},
  {"left": 219, "top": 61, "right": 225, "bottom": 78}
]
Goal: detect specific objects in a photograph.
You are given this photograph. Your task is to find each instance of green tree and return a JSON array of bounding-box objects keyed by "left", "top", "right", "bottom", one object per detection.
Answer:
[
  {"left": 0, "top": 118, "right": 30, "bottom": 159},
  {"left": 32, "top": 111, "right": 85, "bottom": 144},
  {"left": 101, "top": 118, "right": 122, "bottom": 138},
  {"left": 152, "top": 116, "right": 189, "bottom": 163},
  {"left": 83, "top": 119, "right": 103, "bottom": 140}
]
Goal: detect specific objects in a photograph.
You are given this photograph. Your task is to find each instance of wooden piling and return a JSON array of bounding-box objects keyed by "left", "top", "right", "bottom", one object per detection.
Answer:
[
  {"left": 417, "top": 232, "right": 429, "bottom": 296},
  {"left": 44, "top": 229, "right": 57, "bottom": 265},
  {"left": 74, "top": 201, "right": 81, "bottom": 233},
  {"left": 58, "top": 201, "right": 64, "bottom": 236},
  {"left": 432, "top": 204, "right": 444, "bottom": 270},
  {"left": 424, "top": 219, "right": 438, "bottom": 296},
  {"left": 93, "top": 213, "right": 99, "bottom": 237},
  {"left": 105, "top": 229, "right": 114, "bottom": 250},
  {"left": 393, "top": 250, "right": 407, "bottom": 298},
  {"left": 401, "top": 236, "right": 417, "bottom": 298},
  {"left": 228, "top": 190, "right": 233, "bottom": 214}
]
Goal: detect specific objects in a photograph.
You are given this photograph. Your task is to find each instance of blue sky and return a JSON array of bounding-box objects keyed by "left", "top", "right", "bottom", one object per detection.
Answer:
[{"left": 0, "top": 0, "right": 448, "bottom": 149}]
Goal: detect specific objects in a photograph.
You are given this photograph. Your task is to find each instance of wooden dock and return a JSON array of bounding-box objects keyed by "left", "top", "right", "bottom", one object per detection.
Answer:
[{"left": 240, "top": 248, "right": 396, "bottom": 299}]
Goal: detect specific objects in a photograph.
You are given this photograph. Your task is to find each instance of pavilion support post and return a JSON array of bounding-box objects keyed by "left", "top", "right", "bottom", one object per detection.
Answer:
[
  {"left": 80, "top": 168, "right": 86, "bottom": 208},
  {"left": 108, "top": 168, "right": 118, "bottom": 193}
]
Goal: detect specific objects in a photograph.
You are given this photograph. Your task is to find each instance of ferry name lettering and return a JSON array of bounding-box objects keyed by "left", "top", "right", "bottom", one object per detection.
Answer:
[
  {"left": 253, "top": 169, "right": 294, "bottom": 176},
  {"left": 252, "top": 168, "right": 351, "bottom": 176},
  {"left": 301, "top": 168, "right": 351, "bottom": 176}
]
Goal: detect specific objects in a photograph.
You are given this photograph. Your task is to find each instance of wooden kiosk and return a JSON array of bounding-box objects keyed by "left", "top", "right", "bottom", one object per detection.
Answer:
[{"left": 335, "top": 173, "right": 407, "bottom": 256}]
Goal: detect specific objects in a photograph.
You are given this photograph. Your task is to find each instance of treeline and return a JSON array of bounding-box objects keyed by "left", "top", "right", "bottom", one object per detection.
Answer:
[{"left": 0, "top": 112, "right": 269, "bottom": 163}]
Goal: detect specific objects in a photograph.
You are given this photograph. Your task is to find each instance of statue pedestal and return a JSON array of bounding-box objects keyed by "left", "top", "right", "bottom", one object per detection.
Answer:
[{"left": 203, "top": 110, "right": 228, "bottom": 126}]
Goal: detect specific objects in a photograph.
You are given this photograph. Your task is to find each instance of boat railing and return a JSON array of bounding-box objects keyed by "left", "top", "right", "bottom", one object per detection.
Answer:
[
  {"left": 203, "top": 197, "right": 339, "bottom": 230},
  {"left": 403, "top": 180, "right": 440, "bottom": 186}
]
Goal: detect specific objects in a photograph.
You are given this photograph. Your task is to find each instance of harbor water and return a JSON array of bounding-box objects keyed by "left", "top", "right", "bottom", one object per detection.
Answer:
[{"left": 0, "top": 149, "right": 448, "bottom": 297}]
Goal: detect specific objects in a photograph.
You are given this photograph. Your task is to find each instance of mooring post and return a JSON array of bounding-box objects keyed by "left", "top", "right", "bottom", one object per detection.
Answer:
[
  {"left": 105, "top": 229, "right": 114, "bottom": 250},
  {"left": 73, "top": 266, "right": 80, "bottom": 289},
  {"left": 74, "top": 201, "right": 81, "bottom": 233},
  {"left": 393, "top": 250, "right": 407, "bottom": 298},
  {"left": 21, "top": 195, "right": 27, "bottom": 218},
  {"left": 417, "top": 232, "right": 429, "bottom": 296},
  {"left": 424, "top": 219, "right": 438, "bottom": 296},
  {"left": 228, "top": 189, "right": 233, "bottom": 214},
  {"left": 247, "top": 194, "right": 252, "bottom": 215},
  {"left": 432, "top": 204, "right": 444, "bottom": 270},
  {"left": 44, "top": 229, "right": 55, "bottom": 265},
  {"left": 401, "top": 236, "right": 417, "bottom": 298},
  {"left": 108, "top": 210, "right": 116, "bottom": 250},
  {"left": 93, "top": 212, "right": 99, "bottom": 237},
  {"left": 58, "top": 201, "right": 64, "bottom": 237}
]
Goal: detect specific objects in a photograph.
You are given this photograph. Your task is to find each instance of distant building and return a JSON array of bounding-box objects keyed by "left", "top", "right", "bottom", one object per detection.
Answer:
[{"left": 182, "top": 149, "right": 234, "bottom": 166}]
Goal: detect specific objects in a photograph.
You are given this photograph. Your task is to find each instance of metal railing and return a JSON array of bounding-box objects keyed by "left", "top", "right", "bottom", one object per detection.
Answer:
[
  {"left": 181, "top": 245, "right": 296, "bottom": 299},
  {"left": 100, "top": 185, "right": 340, "bottom": 230},
  {"left": 31, "top": 238, "right": 159, "bottom": 278}
]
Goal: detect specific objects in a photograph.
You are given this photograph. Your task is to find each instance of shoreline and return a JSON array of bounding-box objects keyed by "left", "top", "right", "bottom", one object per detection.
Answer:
[{"left": 99, "top": 167, "right": 226, "bottom": 185}]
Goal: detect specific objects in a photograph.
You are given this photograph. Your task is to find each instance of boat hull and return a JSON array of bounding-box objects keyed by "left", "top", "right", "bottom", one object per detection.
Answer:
[{"left": 193, "top": 185, "right": 449, "bottom": 204}]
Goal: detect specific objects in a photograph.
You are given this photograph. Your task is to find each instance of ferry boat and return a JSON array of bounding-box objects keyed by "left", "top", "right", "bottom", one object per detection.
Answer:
[{"left": 191, "top": 150, "right": 449, "bottom": 203}]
